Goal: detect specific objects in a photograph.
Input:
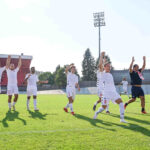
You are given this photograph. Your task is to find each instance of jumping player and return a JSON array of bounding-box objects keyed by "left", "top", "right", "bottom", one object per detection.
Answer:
[
  {"left": 93, "top": 64, "right": 110, "bottom": 114},
  {"left": 24, "top": 67, "right": 48, "bottom": 111},
  {"left": 0, "top": 63, "right": 6, "bottom": 93},
  {"left": 93, "top": 52, "right": 127, "bottom": 123},
  {"left": 64, "top": 64, "right": 80, "bottom": 115},
  {"left": 124, "top": 56, "right": 146, "bottom": 114},
  {"left": 120, "top": 77, "right": 130, "bottom": 98},
  {"left": 6, "top": 55, "right": 22, "bottom": 111}
]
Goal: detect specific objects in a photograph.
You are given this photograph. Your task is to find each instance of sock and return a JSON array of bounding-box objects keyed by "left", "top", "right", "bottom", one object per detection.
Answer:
[
  {"left": 27, "top": 99, "right": 30, "bottom": 108},
  {"left": 69, "top": 103, "right": 73, "bottom": 112},
  {"left": 13, "top": 102, "right": 16, "bottom": 106},
  {"left": 8, "top": 103, "right": 11, "bottom": 109},
  {"left": 94, "top": 101, "right": 98, "bottom": 105},
  {"left": 142, "top": 108, "right": 145, "bottom": 112},
  {"left": 106, "top": 104, "right": 109, "bottom": 112},
  {"left": 96, "top": 107, "right": 105, "bottom": 114},
  {"left": 65, "top": 103, "right": 69, "bottom": 108},
  {"left": 34, "top": 99, "right": 37, "bottom": 109},
  {"left": 119, "top": 102, "right": 124, "bottom": 120}
]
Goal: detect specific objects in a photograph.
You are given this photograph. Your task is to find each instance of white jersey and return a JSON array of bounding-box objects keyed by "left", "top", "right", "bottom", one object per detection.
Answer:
[
  {"left": 66, "top": 72, "right": 78, "bottom": 88},
  {"left": 25, "top": 73, "right": 39, "bottom": 90},
  {"left": 6, "top": 67, "right": 19, "bottom": 87},
  {"left": 0, "top": 66, "right": 5, "bottom": 81},
  {"left": 97, "top": 70, "right": 104, "bottom": 89},
  {"left": 102, "top": 72, "right": 116, "bottom": 92},
  {"left": 122, "top": 81, "right": 128, "bottom": 89}
]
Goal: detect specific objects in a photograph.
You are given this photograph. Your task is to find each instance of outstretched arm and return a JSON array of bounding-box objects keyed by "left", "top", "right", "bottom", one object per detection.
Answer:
[
  {"left": 129, "top": 57, "right": 134, "bottom": 73},
  {"left": 99, "top": 52, "right": 105, "bottom": 72},
  {"left": 141, "top": 56, "right": 146, "bottom": 72},
  {"left": 18, "top": 56, "right": 22, "bottom": 69},
  {"left": 6, "top": 55, "right": 11, "bottom": 69}
]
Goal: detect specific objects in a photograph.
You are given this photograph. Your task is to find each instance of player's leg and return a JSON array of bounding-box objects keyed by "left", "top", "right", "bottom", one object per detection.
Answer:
[
  {"left": 124, "top": 86, "right": 136, "bottom": 109},
  {"left": 115, "top": 98, "right": 127, "bottom": 123},
  {"left": 105, "top": 103, "right": 110, "bottom": 114},
  {"left": 33, "top": 95, "right": 39, "bottom": 111},
  {"left": 139, "top": 87, "right": 146, "bottom": 114},
  {"left": 8, "top": 95, "right": 12, "bottom": 111},
  {"left": 27, "top": 96, "right": 31, "bottom": 110},
  {"left": 93, "top": 97, "right": 108, "bottom": 119},
  {"left": 93, "top": 98, "right": 101, "bottom": 111},
  {"left": 12, "top": 94, "right": 18, "bottom": 111}
]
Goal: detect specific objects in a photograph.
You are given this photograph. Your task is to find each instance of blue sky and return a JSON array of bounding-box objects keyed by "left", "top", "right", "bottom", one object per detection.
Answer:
[{"left": 0, "top": 0, "right": 150, "bottom": 74}]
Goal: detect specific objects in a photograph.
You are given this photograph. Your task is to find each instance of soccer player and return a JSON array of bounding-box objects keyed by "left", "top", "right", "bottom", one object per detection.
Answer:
[
  {"left": 24, "top": 67, "right": 48, "bottom": 111},
  {"left": 93, "top": 65, "right": 110, "bottom": 114},
  {"left": 124, "top": 56, "right": 146, "bottom": 114},
  {"left": 6, "top": 55, "right": 22, "bottom": 111},
  {"left": 0, "top": 63, "right": 6, "bottom": 93},
  {"left": 64, "top": 64, "right": 80, "bottom": 115},
  {"left": 120, "top": 77, "right": 130, "bottom": 98},
  {"left": 93, "top": 52, "right": 127, "bottom": 123}
]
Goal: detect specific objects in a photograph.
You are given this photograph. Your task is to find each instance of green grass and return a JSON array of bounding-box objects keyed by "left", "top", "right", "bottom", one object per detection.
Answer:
[{"left": 0, "top": 94, "right": 150, "bottom": 150}]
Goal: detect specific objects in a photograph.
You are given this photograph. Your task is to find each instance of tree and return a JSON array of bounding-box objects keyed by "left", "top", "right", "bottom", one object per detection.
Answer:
[
  {"left": 82, "top": 48, "right": 96, "bottom": 81},
  {"left": 55, "top": 67, "right": 66, "bottom": 88},
  {"left": 39, "top": 72, "right": 54, "bottom": 85}
]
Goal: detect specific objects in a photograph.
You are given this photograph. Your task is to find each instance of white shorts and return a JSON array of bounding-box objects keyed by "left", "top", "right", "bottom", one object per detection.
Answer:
[
  {"left": 66, "top": 87, "right": 76, "bottom": 100},
  {"left": 123, "top": 88, "right": 127, "bottom": 93},
  {"left": 97, "top": 88, "right": 103, "bottom": 98},
  {"left": 27, "top": 89, "right": 37, "bottom": 96},
  {"left": 7, "top": 86, "right": 19, "bottom": 95},
  {"left": 102, "top": 91, "right": 121, "bottom": 105}
]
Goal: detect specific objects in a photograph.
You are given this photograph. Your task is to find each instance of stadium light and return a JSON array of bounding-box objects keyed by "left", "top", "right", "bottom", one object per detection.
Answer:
[{"left": 93, "top": 12, "right": 106, "bottom": 58}]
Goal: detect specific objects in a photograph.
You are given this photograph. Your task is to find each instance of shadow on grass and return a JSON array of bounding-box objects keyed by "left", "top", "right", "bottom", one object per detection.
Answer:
[
  {"left": 107, "top": 113, "right": 150, "bottom": 137},
  {"left": 1, "top": 111, "right": 26, "bottom": 128},
  {"left": 28, "top": 110, "right": 48, "bottom": 120},
  {"left": 74, "top": 114, "right": 116, "bottom": 132}
]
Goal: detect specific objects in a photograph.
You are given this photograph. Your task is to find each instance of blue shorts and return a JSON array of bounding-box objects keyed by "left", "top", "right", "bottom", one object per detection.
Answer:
[{"left": 131, "top": 86, "right": 144, "bottom": 98}]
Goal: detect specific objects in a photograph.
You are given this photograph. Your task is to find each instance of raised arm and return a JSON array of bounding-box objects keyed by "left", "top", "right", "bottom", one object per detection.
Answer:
[
  {"left": 6, "top": 55, "right": 11, "bottom": 69},
  {"left": 129, "top": 57, "right": 135, "bottom": 73},
  {"left": 65, "top": 63, "right": 74, "bottom": 74},
  {"left": 18, "top": 56, "right": 22, "bottom": 69},
  {"left": 141, "top": 56, "right": 146, "bottom": 72},
  {"left": 99, "top": 52, "right": 105, "bottom": 72}
]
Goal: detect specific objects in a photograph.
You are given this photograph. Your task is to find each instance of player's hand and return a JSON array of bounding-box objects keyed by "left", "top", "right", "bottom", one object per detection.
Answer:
[
  {"left": 132, "top": 57, "right": 135, "bottom": 62},
  {"left": 28, "top": 74, "right": 32, "bottom": 78},
  {"left": 101, "top": 52, "right": 105, "bottom": 57}
]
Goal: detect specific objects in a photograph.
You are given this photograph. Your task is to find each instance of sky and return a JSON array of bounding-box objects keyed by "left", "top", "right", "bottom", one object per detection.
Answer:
[{"left": 0, "top": 0, "right": 150, "bottom": 75}]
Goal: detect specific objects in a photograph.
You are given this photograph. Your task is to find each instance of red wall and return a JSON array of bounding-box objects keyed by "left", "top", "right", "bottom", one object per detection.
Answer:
[{"left": 1, "top": 58, "right": 32, "bottom": 86}]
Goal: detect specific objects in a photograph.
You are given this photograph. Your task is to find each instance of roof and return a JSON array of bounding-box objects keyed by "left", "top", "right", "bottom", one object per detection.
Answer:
[{"left": 0, "top": 54, "right": 33, "bottom": 60}]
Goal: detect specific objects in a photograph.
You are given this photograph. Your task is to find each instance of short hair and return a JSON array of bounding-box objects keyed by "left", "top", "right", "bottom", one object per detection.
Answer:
[
  {"left": 133, "top": 64, "right": 138, "bottom": 68},
  {"left": 104, "top": 62, "right": 111, "bottom": 67}
]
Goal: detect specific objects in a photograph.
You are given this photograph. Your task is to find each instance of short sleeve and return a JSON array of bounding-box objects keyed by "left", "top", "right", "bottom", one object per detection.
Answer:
[
  {"left": 1, "top": 66, "right": 6, "bottom": 72},
  {"left": 15, "top": 67, "right": 19, "bottom": 72},
  {"left": 25, "top": 74, "right": 29, "bottom": 79}
]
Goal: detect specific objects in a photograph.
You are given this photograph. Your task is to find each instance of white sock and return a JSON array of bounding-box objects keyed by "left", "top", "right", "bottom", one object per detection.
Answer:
[
  {"left": 106, "top": 104, "right": 109, "bottom": 112},
  {"left": 69, "top": 103, "right": 73, "bottom": 112},
  {"left": 8, "top": 103, "right": 11, "bottom": 109},
  {"left": 27, "top": 99, "right": 30, "bottom": 108},
  {"left": 65, "top": 103, "right": 69, "bottom": 108},
  {"left": 96, "top": 107, "right": 105, "bottom": 114},
  {"left": 13, "top": 102, "right": 16, "bottom": 106},
  {"left": 34, "top": 99, "right": 37, "bottom": 109},
  {"left": 119, "top": 102, "right": 124, "bottom": 120},
  {"left": 94, "top": 101, "right": 98, "bottom": 105}
]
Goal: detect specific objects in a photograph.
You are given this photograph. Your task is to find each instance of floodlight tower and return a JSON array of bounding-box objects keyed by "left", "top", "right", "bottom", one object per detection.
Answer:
[{"left": 93, "top": 12, "right": 106, "bottom": 58}]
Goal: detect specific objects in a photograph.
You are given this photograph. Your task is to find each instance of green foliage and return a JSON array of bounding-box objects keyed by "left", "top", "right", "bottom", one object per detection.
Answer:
[
  {"left": 82, "top": 48, "right": 96, "bottom": 81},
  {"left": 38, "top": 72, "right": 54, "bottom": 85}
]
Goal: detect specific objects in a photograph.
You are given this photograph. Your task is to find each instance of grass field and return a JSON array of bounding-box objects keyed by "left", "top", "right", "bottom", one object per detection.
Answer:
[{"left": 0, "top": 94, "right": 150, "bottom": 150}]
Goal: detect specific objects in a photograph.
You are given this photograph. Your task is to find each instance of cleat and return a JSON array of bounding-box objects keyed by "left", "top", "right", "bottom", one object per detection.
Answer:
[
  {"left": 71, "top": 112, "right": 75, "bottom": 115},
  {"left": 93, "top": 113, "right": 97, "bottom": 119},
  {"left": 93, "top": 105, "right": 96, "bottom": 111},
  {"left": 106, "top": 111, "right": 110, "bottom": 114},
  {"left": 64, "top": 108, "right": 68, "bottom": 113},
  {"left": 120, "top": 119, "right": 128, "bottom": 123},
  {"left": 13, "top": 105, "right": 16, "bottom": 111},
  {"left": 141, "top": 111, "right": 147, "bottom": 114},
  {"left": 34, "top": 108, "right": 39, "bottom": 111}
]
